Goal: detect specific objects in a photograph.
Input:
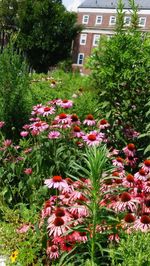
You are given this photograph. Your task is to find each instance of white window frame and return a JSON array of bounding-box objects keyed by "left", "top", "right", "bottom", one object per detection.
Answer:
[
  {"left": 139, "top": 17, "right": 146, "bottom": 27},
  {"left": 109, "top": 16, "right": 116, "bottom": 25},
  {"left": 82, "top": 15, "right": 89, "bottom": 24},
  {"left": 124, "top": 16, "right": 131, "bottom": 26},
  {"left": 95, "top": 15, "right": 103, "bottom": 25},
  {"left": 93, "top": 34, "right": 100, "bottom": 46},
  {"left": 77, "top": 53, "right": 84, "bottom": 65},
  {"left": 80, "top": 34, "right": 87, "bottom": 45}
]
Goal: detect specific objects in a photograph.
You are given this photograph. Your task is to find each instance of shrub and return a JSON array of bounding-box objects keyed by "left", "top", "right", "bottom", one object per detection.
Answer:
[
  {"left": 88, "top": 0, "right": 150, "bottom": 146},
  {"left": 0, "top": 42, "right": 32, "bottom": 139}
]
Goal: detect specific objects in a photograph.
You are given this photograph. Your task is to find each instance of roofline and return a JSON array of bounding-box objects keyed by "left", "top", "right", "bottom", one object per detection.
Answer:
[{"left": 78, "top": 6, "right": 150, "bottom": 10}]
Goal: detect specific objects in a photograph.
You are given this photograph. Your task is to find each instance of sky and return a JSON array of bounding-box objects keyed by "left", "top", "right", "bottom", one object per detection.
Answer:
[{"left": 62, "top": 0, "right": 84, "bottom": 11}]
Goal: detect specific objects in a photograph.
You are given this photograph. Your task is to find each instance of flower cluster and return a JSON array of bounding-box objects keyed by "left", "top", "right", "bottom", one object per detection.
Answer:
[
  {"left": 41, "top": 175, "right": 90, "bottom": 260},
  {"left": 41, "top": 153, "right": 150, "bottom": 261}
]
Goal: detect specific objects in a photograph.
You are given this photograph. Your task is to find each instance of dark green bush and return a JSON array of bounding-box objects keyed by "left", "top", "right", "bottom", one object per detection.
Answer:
[{"left": 0, "top": 43, "right": 32, "bottom": 139}]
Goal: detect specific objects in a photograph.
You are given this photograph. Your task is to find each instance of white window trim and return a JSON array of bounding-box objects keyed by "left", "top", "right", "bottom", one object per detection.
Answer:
[
  {"left": 93, "top": 34, "right": 100, "bottom": 46},
  {"left": 109, "top": 16, "right": 116, "bottom": 25},
  {"left": 124, "top": 16, "right": 131, "bottom": 26},
  {"left": 82, "top": 15, "right": 89, "bottom": 24},
  {"left": 138, "top": 17, "right": 146, "bottom": 27},
  {"left": 77, "top": 53, "right": 84, "bottom": 65},
  {"left": 95, "top": 15, "right": 103, "bottom": 25},
  {"left": 80, "top": 34, "right": 87, "bottom": 45}
]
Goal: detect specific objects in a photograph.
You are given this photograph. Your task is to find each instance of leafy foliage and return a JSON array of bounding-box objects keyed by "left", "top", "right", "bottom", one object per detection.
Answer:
[
  {"left": 109, "top": 232, "right": 150, "bottom": 266},
  {"left": 17, "top": 0, "right": 81, "bottom": 72},
  {"left": 0, "top": 43, "right": 32, "bottom": 138},
  {"left": 88, "top": 0, "right": 150, "bottom": 147}
]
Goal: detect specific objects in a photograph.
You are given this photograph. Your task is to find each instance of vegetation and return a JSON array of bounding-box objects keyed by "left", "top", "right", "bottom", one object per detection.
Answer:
[
  {"left": 0, "top": 42, "right": 32, "bottom": 139},
  {"left": 17, "top": 0, "right": 81, "bottom": 72},
  {"left": 0, "top": 0, "right": 150, "bottom": 265},
  {"left": 88, "top": 0, "right": 150, "bottom": 148}
]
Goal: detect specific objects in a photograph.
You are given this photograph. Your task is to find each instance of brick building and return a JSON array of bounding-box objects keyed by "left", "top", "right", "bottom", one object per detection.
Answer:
[{"left": 72, "top": 0, "right": 150, "bottom": 74}]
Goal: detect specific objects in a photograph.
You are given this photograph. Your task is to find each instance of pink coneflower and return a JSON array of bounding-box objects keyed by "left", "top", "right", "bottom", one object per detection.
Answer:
[
  {"left": 111, "top": 192, "right": 138, "bottom": 212},
  {"left": 108, "top": 148, "right": 119, "bottom": 157},
  {"left": 125, "top": 156, "right": 138, "bottom": 168},
  {"left": 3, "top": 139, "right": 12, "bottom": 147},
  {"left": 142, "top": 160, "right": 150, "bottom": 173},
  {"left": 82, "top": 131, "right": 103, "bottom": 146},
  {"left": 57, "top": 99, "right": 73, "bottom": 109},
  {"left": 143, "top": 181, "right": 150, "bottom": 193},
  {"left": 31, "top": 129, "right": 40, "bottom": 136},
  {"left": 70, "top": 204, "right": 89, "bottom": 218},
  {"left": 73, "top": 231, "right": 88, "bottom": 243},
  {"left": 16, "top": 224, "right": 30, "bottom": 234},
  {"left": 20, "top": 131, "right": 29, "bottom": 137},
  {"left": 54, "top": 113, "right": 71, "bottom": 125},
  {"left": 71, "top": 114, "right": 80, "bottom": 125},
  {"left": 22, "top": 124, "right": 30, "bottom": 130},
  {"left": 29, "top": 121, "right": 49, "bottom": 132},
  {"left": 126, "top": 174, "right": 135, "bottom": 183},
  {"left": 124, "top": 213, "right": 136, "bottom": 224},
  {"left": 48, "top": 217, "right": 70, "bottom": 237},
  {"left": 142, "top": 199, "right": 150, "bottom": 214},
  {"left": 112, "top": 157, "right": 124, "bottom": 170},
  {"left": 42, "top": 197, "right": 57, "bottom": 217},
  {"left": 24, "top": 168, "right": 32, "bottom": 175},
  {"left": 48, "top": 131, "right": 61, "bottom": 139},
  {"left": 134, "top": 215, "right": 150, "bottom": 232},
  {"left": 48, "top": 207, "right": 72, "bottom": 224},
  {"left": 29, "top": 117, "right": 40, "bottom": 122},
  {"left": 38, "top": 106, "right": 55, "bottom": 116},
  {"left": 123, "top": 143, "right": 136, "bottom": 157},
  {"left": 72, "top": 125, "right": 84, "bottom": 138},
  {"left": 60, "top": 239, "right": 75, "bottom": 252},
  {"left": 44, "top": 176, "right": 69, "bottom": 191},
  {"left": 48, "top": 98, "right": 62, "bottom": 105},
  {"left": 134, "top": 169, "right": 148, "bottom": 181},
  {"left": 83, "top": 114, "right": 96, "bottom": 126},
  {"left": 31, "top": 104, "right": 43, "bottom": 116},
  {"left": 108, "top": 234, "right": 120, "bottom": 243},
  {"left": 46, "top": 245, "right": 59, "bottom": 260},
  {"left": 122, "top": 174, "right": 135, "bottom": 188},
  {"left": 0, "top": 121, "right": 5, "bottom": 128},
  {"left": 59, "top": 192, "right": 72, "bottom": 205},
  {"left": 23, "top": 148, "right": 32, "bottom": 154},
  {"left": 98, "top": 119, "right": 110, "bottom": 130}
]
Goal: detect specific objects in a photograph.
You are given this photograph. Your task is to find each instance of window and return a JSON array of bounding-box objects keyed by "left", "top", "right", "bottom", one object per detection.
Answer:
[
  {"left": 139, "top": 17, "right": 146, "bottom": 27},
  {"left": 95, "top": 16, "right": 103, "bottom": 25},
  {"left": 124, "top": 16, "right": 131, "bottom": 26},
  {"left": 80, "top": 34, "right": 87, "bottom": 45},
  {"left": 77, "top": 53, "right": 84, "bottom": 65},
  {"left": 107, "top": 34, "right": 113, "bottom": 40},
  {"left": 93, "top": 35, "right": 100, "bottom": 46},
  {"left": 82, "top": 15, "right": 89, "bottom": 24},
  {"left": 109, "top": 16, "right": 116, "bottom": 25}
]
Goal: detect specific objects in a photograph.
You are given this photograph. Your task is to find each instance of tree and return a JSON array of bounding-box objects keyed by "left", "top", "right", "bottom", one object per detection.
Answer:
[
  {"left": 0, "top": 0, "right": 18, "bottom": 52},
  {"left": 87, "top": 0, "right": 150, "bottom": 146},
  {"left": 17, "top": 0, "right": 81, "bottom": 73}
]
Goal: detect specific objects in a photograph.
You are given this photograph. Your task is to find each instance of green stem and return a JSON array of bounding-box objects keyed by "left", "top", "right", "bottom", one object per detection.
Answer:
[{"left": 91, "top": 192, "right": 97, "bottom": 265}]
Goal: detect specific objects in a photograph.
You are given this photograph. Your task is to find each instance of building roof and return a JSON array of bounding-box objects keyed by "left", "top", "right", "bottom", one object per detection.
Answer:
[{"left": 78, "top": 0, "right": 150, "bottom": 9}]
